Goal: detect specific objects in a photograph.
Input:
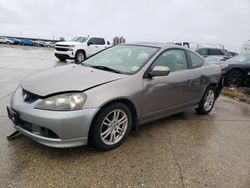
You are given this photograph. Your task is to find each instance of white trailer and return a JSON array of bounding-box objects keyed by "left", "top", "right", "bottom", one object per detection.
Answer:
[{"left": 241, "top": 40, "right": 250, "bottom": 54}]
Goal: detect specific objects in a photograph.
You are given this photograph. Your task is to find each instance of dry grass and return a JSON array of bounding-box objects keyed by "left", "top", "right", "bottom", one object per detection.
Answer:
[{"left": 221, "top": 87, "right": 250, "bottom": 104}]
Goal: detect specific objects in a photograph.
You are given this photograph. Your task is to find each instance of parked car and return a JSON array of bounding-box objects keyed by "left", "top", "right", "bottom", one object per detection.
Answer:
[
  {"left": 20, "top": 39, "right": 36, "bottom": 46},
  {"left": 195, "top": 47, "right": 232, "bottom": 60},
  {"left": 7, "top": 37, "right": 21, "bottom": 45},
  {"left": 0, "top": 36, "right": 15, "bottom": 44},
  {"left": 54, "top": 36, "right": 111, "bottom": 62},
  {"left": 45, "top": 41, "right": 55, "bottom": 48},
  {"left": 7, "top": 43, "right": 223, "bottom": 150},
  {"left": 219, "top": 54, "right": 250, "bottom": 87},
  {"left": 35, "top": 40, "right": 47, "bottom": 47}
]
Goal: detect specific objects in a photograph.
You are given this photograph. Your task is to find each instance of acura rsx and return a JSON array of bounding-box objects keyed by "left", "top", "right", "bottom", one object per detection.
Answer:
[{"left": 7, "top": 43, "right": 223, "bottom": 150}]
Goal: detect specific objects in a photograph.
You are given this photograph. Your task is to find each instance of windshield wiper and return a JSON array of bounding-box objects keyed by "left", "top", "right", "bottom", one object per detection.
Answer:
[{"left": 89, "top": 65, "right": 122, "bottom": 74}]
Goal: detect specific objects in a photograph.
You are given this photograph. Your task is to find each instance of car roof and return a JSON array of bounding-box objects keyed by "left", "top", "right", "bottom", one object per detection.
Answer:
[{"left": 122, "top": 42, "right": 187, "bottom": 49}]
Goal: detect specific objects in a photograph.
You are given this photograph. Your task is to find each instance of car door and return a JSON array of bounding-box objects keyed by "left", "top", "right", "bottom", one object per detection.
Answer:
[
  {"left": 86, "top": 38, "right": 98, "bottom": 56},
  {"left": 87, "top": 38, "right": 105, "bottom": 56},
  {"left": 185, "top": 51, "right": 206, "bottom": 102},
  {"left": 141, "top": 49, "right": 193, "bottom": 121}
]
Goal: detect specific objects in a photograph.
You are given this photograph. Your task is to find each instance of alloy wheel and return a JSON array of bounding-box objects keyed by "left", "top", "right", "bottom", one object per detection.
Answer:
[{"left": 100, "top": 109, "right": 128, "bottom": 145}]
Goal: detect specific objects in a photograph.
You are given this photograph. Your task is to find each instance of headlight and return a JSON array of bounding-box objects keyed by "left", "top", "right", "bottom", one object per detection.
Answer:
[
  {"left": 220, "top": 64, "right": 229, "bottom": 69},
  {"left": 68, "top": 45, "right": 75, "bottom": 50},
  {"left": 35, "top": 93, "right": 87, "bottom": 111}
]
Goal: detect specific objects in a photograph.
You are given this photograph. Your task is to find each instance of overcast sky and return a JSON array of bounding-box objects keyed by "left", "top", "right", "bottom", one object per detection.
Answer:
[{"left": 0, "top": 0, "right": 250, "bottom": 52}]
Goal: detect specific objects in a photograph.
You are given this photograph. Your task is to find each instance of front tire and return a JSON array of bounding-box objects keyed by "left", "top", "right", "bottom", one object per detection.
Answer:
[
  {"left": 89, "top": 103, "right": 132, "bottom": 151},
  {"left": 225, "top": 69, "right": 243, "bottom": 87},
  {"left": 75, "top": 51, "right": 85, "bottom": 62},
  {"left": 196, "top": 86, "right": 216, "bottom": 115}
]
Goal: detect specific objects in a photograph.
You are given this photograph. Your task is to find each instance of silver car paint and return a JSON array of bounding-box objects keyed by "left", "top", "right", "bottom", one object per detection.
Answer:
[
  {"left": 10, "top": 44, "right": 221, "bottom": 148},
  {"left": 21, "top": 64, "right": 127, "bottom": 97}
]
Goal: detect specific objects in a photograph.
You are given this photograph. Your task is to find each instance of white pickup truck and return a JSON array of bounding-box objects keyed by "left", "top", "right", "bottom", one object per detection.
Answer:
[{"left": 54, "top": 36, "right": 111, "bottom": 62}]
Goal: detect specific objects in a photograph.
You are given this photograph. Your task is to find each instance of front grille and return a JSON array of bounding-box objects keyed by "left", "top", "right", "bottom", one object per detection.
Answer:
[
  {"left": 56, "top": 45, "right": 69, "bottom": 47},
  {"left": 23, "top": 89, "right": 40, "bottom": 103},
  {"left": 18, "top": 118, "right": 59, "bottom": 139},
  {"left": 55, "top": 48, "right": 68, "bottom": 51}
]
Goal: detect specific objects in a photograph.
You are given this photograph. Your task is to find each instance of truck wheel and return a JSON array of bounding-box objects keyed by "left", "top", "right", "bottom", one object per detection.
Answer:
[
  {"left": 75, "top": 51, "right": 85, "bottom": 62},
  {"left": 195, "top": 86, "right": 216, "bottom": 115},
  {"left": 89, "top": 103, "right": 132, "bottom": 151}
]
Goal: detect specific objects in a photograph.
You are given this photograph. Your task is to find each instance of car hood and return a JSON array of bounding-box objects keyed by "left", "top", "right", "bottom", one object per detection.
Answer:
[
  {"left": 55, "top": 41, "right": 80, "bottom": 46},
  {"left": 21, "top": 64, "right": 127, "bottom": 97}
]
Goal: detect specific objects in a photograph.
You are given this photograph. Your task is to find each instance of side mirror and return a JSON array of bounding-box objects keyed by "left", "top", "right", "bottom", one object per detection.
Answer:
[
  {"left": 150, "top": 66, "right": 170, "bottom": 77},
  {"left": 87, "top": 42, "right": 93, "bottom": 46}
]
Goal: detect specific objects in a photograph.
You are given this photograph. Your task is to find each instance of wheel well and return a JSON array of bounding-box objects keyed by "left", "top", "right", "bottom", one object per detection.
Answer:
[
  {"left": 89, "top": 99, "right": 138, "bottom": 136},
  {"left": 227, "top": 68, "right": 243, "bottom": 73},
  {"left": 75, "top": 50, "right": 86, "bottom": 58}
]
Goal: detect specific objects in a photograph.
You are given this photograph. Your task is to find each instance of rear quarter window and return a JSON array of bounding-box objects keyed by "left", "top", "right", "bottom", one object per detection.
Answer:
[{"left": 188, "top": 51, "right": 204, "bottom": 69}]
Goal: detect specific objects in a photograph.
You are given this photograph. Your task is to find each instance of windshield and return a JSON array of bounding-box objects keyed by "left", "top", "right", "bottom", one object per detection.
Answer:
[
  {"left": 70, "top": 37, "right": 88, "bottom": 43},
  {"left": 227, "top": 54, "right": 250, "bottom": 63},
  {"left": 82, "top": 45, "right": 159, "bottom": 74}
]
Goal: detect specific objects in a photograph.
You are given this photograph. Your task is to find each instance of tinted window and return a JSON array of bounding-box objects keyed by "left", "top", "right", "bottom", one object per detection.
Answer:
[
  {"left": 196, "top": 49, "right": 208, "bottom": 56},
  {"left": 209, "top": 49, "right": 224, "bottom": 55},
  {"left": 153, "top": 49, "right": 188, "bottom": 72},
  {"left": 188, "top": 52, "right": 204, "bottom": 68},
  {"left": 95, "top": 38, "right": 105, "bottom": 45},
  {"left": 88, "top": 38, "right": 96, "bottom": 45}
]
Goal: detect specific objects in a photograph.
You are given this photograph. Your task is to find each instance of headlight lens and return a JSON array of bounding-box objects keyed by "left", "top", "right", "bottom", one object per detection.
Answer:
[
  {"left": 68, "top": 45, "right": 75, "bottom": 50},
  {"left": 220, "top": 64, "right": 229, "bottom": 69},
  {"left": 35, "top": 93, "right": 87, "bottom": 111}
]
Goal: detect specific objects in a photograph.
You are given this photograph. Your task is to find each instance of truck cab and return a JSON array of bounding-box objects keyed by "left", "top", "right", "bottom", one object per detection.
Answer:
[{"left": 54, "top": 36, "right": 111, "bottom": 62}]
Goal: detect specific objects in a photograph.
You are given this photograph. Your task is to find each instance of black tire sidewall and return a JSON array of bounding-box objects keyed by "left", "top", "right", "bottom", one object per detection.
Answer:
[
  {"left": 89, "top": 103, "right": 132, "bottom": 151},
  {"left": 225, "top": 69, "right": 243, "bottom": 87},
  {"left": 196, "top": 86, "right": 216, "bottom": 114},
  {"left": 75, "top": 51, "right": 85, "bottom": 62}
]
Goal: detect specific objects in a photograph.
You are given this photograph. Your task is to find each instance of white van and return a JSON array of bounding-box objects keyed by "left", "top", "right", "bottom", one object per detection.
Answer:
[{"left": 240, "top": 40, "right": 250, "bottom": 54}]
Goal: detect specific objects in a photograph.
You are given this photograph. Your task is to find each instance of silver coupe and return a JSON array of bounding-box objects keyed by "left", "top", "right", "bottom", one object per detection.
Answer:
[{"left": 7, "top": 43, "right": 222, "bottom": 150}]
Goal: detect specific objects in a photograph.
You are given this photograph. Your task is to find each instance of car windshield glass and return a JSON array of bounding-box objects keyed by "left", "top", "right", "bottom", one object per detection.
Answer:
[
  {"left": 82, "top": 45, "right": 159, "bottom": 74},
  {"left": 70, "top": 37, "right": 81, "bottom": 41},
  {"left": 227, "top": 55, "right": 250, "bottom": 63},
  {"left": 76, "top": 37, "right": 88, "bottom": 43}
]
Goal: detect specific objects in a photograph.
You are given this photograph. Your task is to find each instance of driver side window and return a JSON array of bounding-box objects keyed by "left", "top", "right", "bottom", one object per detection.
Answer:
[{"left": 153, "top": 49, "right": 188, "bottom": 72}]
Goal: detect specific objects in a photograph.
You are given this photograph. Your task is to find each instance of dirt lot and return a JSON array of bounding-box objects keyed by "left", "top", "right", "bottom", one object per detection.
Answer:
[{"left": 0, "top": 44, "right": 250, "bottom": 188}]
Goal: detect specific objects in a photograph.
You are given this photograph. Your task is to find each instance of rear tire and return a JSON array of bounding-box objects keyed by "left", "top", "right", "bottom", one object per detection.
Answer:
[
  {"left": 196, "top": 86, "right": 216, "bottom": 115},
  {"left": 89, "top": 103, "right": 132, "bottom": 151},
  {"left": 75, "top": 51, "right": 86, "bottom": 62}
]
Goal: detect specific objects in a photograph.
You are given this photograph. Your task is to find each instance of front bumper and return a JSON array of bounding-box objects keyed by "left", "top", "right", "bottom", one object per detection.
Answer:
[
  {"left": 55, "top": 50, "right": 75, "bottom": 59},
  {"left": 8, "top": 87, "right": 99, "bottom": 148}
]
